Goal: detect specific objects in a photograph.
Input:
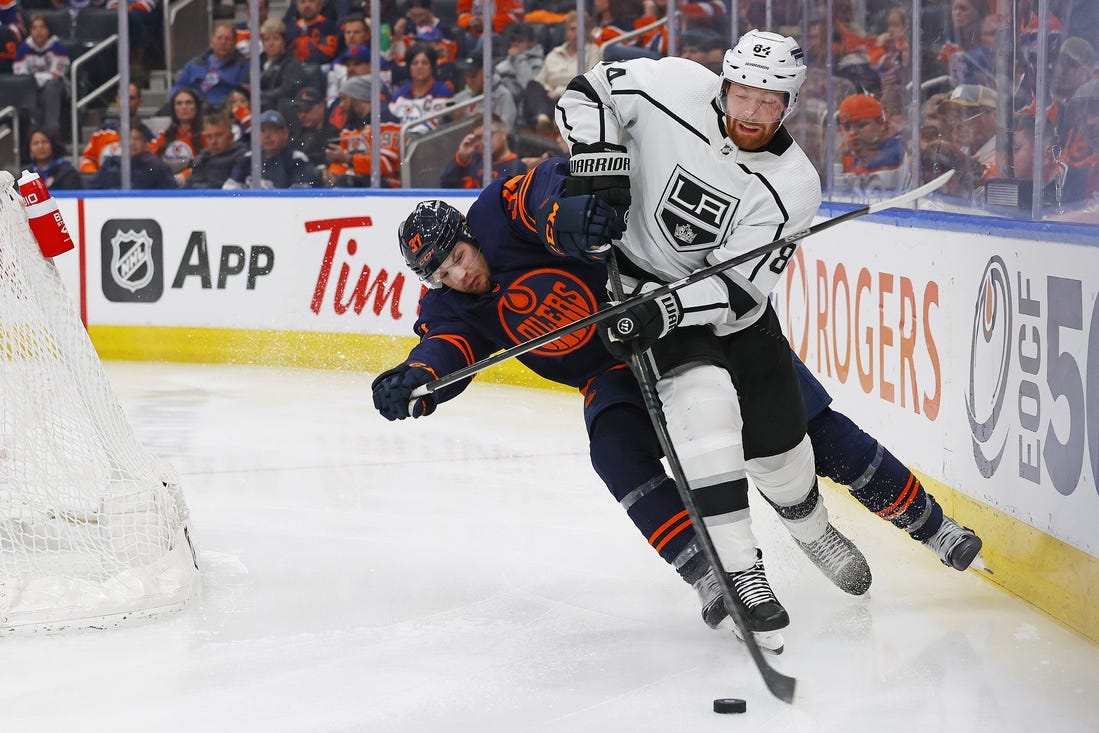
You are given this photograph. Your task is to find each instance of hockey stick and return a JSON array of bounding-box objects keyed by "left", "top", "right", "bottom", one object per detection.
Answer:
[
  {"left": 411, "top": 170, "right": 953, "bottom": 399},
  {"left": 606, "top": 252, "right": 797, "bottom": 704}
]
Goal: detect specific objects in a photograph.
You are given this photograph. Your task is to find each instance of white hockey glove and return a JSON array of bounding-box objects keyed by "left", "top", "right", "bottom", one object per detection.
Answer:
[{"left": 598, "top": 283, "right": 682, "bottom": 360}]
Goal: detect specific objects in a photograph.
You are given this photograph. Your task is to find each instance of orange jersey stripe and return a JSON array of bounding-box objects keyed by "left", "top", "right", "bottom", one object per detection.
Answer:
[
  {"left": 578, "top": 364, "right": 628, "bottom": 397},
  {"left": 649, "top": 509, "right": 689, "bottom": 547},
  {"left": 407, "top": 361, "right": 440, "bottom": 380},
  {"left": 428, "top": 333, "right": 475, "bottom": 366},
  {"left": 655, "top": 516, "right": 693, "bottom": 552},
  {"left": 877, "top": 474, "right": 919, "bottom": 520},
  {"left": 511, "top": 166, "right": 539, "bottom": 234}
]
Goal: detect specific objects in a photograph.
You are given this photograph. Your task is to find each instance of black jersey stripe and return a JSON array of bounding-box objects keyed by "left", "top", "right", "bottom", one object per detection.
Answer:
[
  {"left": 737, "top": 163, "right": 791, "bottom": 281},
  {"left": 691, "top": 478, "right": 750, "bottom": 517},
  {"left": 609, "top": 89, "right": 709, "bottom": 145},
  {"left": 555, "top": 101, "right": 573, "bottom": 138},
  {"left": 763, "top": 125, "right": 795, "bottom": 155},
  {"left": 564, "top": 75, "right": 610, "bottom": 144},
  {"left": 711, "top": 97, "right": 726, "bottom": 130},
  {"left": 716, "top": 271, "right": 759, "bottom": 319},
  {"left": 680, "top": 303, "right": 727, "bottom": 315},
  {"left": 566, "top": 73, "right": 601, "bottom": 101},
  {"left": 614, "top": 248, "right": 660, "bottom": 282},
  {"left": 736, "top": 163, "right": 791, "bottom": 230},
  {"left": 747, "top": 253, "right": 770, "bottom": 281}
]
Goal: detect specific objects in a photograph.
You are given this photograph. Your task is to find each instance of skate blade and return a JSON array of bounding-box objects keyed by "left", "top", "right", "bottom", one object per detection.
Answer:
[
  {"left": 969, "top": 554, "right": 991, "bottom": 573},
  {"left": 730, "top": 624, "right": 785, "bottom": 655}
]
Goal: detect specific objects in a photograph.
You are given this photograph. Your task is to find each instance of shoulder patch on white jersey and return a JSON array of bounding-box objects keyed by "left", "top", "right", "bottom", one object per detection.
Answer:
[{"left": 656, "top": 165, "right": 739, "bottom": 251}]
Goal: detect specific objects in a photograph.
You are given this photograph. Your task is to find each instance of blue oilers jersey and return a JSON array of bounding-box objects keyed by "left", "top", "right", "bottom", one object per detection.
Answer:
[{"left": 405, "top": 158, "right": 622, "bottom": 400}]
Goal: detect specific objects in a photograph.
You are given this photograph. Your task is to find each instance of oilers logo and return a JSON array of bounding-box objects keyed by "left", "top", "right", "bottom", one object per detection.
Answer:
[
  {"left": 98, "top": 140, "right": 121, "bottom": 167},
  {"left": 965, "top": 256, "right": 1012, "bottom": 478},
  {"left": 160, "top": 140, "right": 195, "bottom": 173},
  {"left": 498, "top": 269, "right": 597, "bottom": 356}
]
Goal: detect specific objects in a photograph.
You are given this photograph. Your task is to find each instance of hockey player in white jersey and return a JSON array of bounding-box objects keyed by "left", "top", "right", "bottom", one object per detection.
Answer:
[{"left": 555, "top": 30, "right": 871, "bottom": 635}]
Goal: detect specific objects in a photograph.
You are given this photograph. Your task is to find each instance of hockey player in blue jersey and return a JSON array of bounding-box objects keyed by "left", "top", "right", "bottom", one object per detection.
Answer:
[
  {"left": 372, "top": 159, "right": 982, "bottom": 651},
  {"left": 373, "top": 161, "right": 719, "bottom": 613}
]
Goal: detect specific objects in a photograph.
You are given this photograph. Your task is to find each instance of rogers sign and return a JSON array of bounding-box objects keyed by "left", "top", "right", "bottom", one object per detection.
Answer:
[{"left": 779, "top": 247, "right": 943, "bottom": 420}]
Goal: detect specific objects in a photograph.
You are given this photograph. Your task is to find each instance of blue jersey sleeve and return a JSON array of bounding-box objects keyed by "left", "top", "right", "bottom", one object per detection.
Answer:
[
  {"left": 402, "top": 289, "right": 498, "bottom": 404},
  {"left": 495, "top": 156, "right": 570, "bottom": 243}
]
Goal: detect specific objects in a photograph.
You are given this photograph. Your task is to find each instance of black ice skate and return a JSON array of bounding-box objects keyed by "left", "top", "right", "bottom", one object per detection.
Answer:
[
  {"left": 729, "top": 549, "right": 789, "bottom": 631},
  {"left": 924, "top": 516, "right": 983, "bottom": 570},
  {"left": 694, "top": 569, "right": 786, "bottom": 653},
  {"left": 795, "top": 523, "right": 873, "bottom": 595},
  {"left": 694, "top": 549, "right": 790, "bottom": 633}
]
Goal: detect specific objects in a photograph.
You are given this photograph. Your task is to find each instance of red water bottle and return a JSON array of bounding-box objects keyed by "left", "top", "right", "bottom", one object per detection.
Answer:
[{"left": 18, "top": 170, "right": 74, "bottom": 258}]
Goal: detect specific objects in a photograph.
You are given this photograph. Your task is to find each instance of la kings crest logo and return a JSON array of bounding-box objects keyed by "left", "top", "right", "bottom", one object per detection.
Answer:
[{"left": 656, "top": 165, "right": 737, "bottom": 251}]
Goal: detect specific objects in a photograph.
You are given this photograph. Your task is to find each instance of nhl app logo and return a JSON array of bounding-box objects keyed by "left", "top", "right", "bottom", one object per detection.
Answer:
[{"left": 101, "top": 219, "right": 164, "bottom": 302}]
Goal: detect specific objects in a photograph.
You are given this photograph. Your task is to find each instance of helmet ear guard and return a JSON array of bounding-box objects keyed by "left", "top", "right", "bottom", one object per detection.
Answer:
[
  {"left": 398, "top": 200, "right": 474, "bottom": 288},
  {"left": 720, "top": 29, "right": 807, "bottom": 120}
]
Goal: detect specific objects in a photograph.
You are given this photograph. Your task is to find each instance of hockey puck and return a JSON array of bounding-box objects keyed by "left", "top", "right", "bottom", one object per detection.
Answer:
[{"left": 713, "top": 698, "right": 747, "bottom": 714}]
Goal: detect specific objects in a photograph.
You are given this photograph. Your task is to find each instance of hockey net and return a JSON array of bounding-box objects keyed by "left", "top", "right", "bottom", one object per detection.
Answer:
[{"left": 0, "top": 171, "right": 196, "bottom": 633}]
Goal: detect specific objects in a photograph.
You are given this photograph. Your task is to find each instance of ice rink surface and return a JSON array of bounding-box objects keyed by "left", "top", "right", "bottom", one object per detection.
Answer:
[{"left": 3, "top": 362, "right": 1097, "bottom": 733}]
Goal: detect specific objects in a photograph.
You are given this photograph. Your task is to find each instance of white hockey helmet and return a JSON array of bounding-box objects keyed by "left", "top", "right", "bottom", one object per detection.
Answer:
[{"left": 721, "top": 30, "right": 807, "bottom": 119}]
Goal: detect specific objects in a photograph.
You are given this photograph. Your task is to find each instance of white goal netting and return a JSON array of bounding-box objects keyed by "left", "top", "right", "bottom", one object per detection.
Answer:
[{"left": 0, "top": 171, "right": 196, "bottom": 633}]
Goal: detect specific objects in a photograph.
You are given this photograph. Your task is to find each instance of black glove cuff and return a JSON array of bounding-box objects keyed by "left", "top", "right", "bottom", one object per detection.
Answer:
[{"left": 565, "top": 174, "right": 631, "bottom": 199}]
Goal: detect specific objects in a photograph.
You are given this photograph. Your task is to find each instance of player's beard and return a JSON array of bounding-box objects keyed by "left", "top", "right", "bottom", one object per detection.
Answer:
[{"left": 725, "top": 116, "right": 782, "bottom": 152}]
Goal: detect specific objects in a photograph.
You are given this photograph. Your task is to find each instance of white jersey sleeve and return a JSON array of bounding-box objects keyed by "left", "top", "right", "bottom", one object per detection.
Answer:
[{"left": 556, "top": 57, "right": 823, "bottom": 335}]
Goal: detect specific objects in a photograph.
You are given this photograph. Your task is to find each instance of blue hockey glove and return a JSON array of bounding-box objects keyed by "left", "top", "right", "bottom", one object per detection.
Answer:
[
  {"left": 536, "top": 195, "right": 623, "bottom": 262},
  {"left": 598, "top": 283, "right": 682, "bottom": 360},
  {"left": 565, "top": 142, "right": 632, "bottom": 223},
  {"left": 371, "top": 363, "right": 437, "bottom": 421}
]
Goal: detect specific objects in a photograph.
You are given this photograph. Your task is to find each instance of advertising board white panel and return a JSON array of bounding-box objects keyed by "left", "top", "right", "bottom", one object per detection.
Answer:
[
  {"left": 47, "top": 193, "right": 1099, "bottom": 560},
  {"left": 774, "top": 219, "right": 1099, "bottom": 558},
  {"left": 74, "top": 193, "right": 475, "bottom": 335}
]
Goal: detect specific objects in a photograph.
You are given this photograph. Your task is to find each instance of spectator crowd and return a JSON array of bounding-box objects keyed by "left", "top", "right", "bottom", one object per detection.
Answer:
[
  {"left": 1, "top": 0, "right": 1097, "bottom": 219},
  {"left": 785, "top": 0, "right": 1099, "bottom": 216}
]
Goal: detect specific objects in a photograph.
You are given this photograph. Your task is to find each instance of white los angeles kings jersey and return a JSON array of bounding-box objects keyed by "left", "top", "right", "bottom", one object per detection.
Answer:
[{"left": 556, "top": 56, "right": 823, "bottom": 335}]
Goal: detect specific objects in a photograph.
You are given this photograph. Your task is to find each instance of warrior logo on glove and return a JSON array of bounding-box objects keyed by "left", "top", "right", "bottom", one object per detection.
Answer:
[
  {"left": 598, "top": 284, "right": 683, "bottom": 360},
  {"left": 614, "top": 316, "right": 636, "bottom": 337}
]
